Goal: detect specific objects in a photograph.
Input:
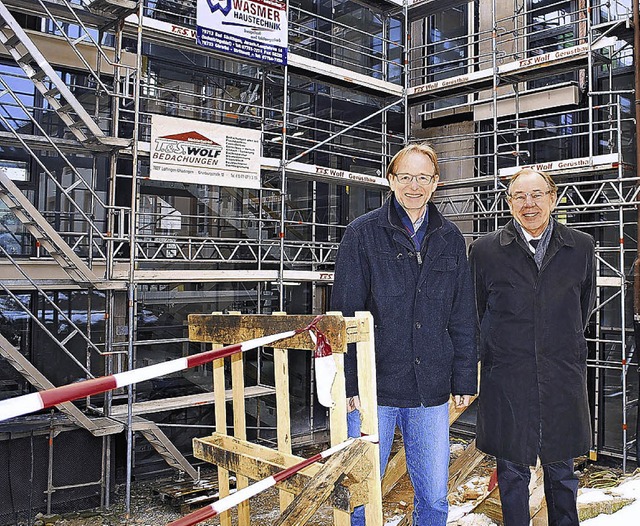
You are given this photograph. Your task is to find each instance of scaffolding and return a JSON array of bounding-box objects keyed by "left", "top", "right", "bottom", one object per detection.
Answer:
[
  {"left": 0, "top": 0, "right": 637, "bottom": 522},
  {"left": 405, "top": 0, "right": 638, "bottom": 469},
  {"left": 0, "top": 0, "right": 403, "bottom": 520}
]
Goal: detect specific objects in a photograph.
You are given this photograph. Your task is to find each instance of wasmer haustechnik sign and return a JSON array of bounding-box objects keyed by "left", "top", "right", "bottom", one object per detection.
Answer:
[{"left": 196, "top": 0, "right": 288, "bottom": 65}]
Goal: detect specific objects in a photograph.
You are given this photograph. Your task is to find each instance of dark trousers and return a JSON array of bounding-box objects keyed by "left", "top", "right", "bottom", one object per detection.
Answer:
[{"left": 496, "top": 458, "right": 579, "bottom": 526}]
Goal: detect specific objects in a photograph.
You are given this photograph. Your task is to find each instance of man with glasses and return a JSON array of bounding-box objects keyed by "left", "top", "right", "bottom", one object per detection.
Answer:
[
  {"left": 469, "top": 168, "right": 596, "bottom": 526},
  {"left": 331, "top": 142, "right": 477, "bottom": 526}
]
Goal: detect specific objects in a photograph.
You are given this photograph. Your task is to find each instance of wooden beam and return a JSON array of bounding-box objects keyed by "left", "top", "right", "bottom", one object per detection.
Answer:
[
  {"left": 355, "top": 311, "right": 383, "bottom": 526},
  {"left": 229, "top": 311, "right": 250, "bottom": 526},
  {"left": 448, "top": 440, "right": 486, "bottom": 492},
  {"left": 344, "top": 317, "right": 373, "bottom": 345},
  {"left": 212, "top": 340, "right": 231, "bottom": 526},
  {"left": 326, "top": 311, "right": 351, "bottom": 526},
  {"left": 192, "top": 433, "right": 365, "bottom": 511},
  {"left": 273, "top": 312, "right": 294, "bottom": 511},
  {"left": 187, "top": 314, "right": 347, "bottom": 352},
  {"left": 530, "top": 465, "right": 547, "bottom": 526},
  {"left": 274, "top": 441, "right": 369, "bottom": 526}
]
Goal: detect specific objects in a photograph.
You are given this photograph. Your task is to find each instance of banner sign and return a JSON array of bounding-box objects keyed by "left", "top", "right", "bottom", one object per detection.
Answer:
[
  {"left": 150, "top": 115, "right": 261, "bottom": 189},
  {"left": 196, "top": 0, "right": 288, "bottom": 65}
]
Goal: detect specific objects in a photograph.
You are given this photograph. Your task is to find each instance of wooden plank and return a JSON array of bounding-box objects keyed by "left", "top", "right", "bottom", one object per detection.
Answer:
[
  {"left": 381, "top": 444, "right": 407, "bottom": 497},
  {"left": 274, "top": 441, "right": 369, "bottom": 526},
  {"left": 192, "top": 433, "right": 360, "bottom": 511},
  {"left": 326, "top": 311, "right": 351, "bottom": 526},
  {"left": 355, "top": 311, "right": 383, "bottom": 526},
  {"left": 188, "top": 314, "right": 347, "bottom": 352},
  {"left": 448, "top": 440, "right": 485, "bottom": 492},
  {"left": 344, "top": 317, "right": 372, "bottom": 345},
  {"left": 212, "top": 340, "right": 231, "bottom": 526},
  {"left": 108, "top": 385, "right": 274, "bottom": 416},
  {"left": 273, "top": 312, "right": 294, "bottom": 511},
  {"left": 229, "top": 309, "right": 250, "bottom": 526},
  {"left": 472, "top": 485, "right": 503, "bottom": 524},
  {"left": 530, "top": 465, "right": 547, "bottom": 526}
]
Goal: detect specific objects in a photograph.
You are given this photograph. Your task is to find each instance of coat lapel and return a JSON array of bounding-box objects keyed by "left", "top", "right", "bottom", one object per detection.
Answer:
[
  {"left": 392, "top": 229, "right": 415, "bottom": 251},
  {"left": 540, "top": 221, "right": 575, "bottom": 272},
  {"left": 418, "top": 204, "right": 448, "bottom": 287},
  {"left": 382, "top": 196, "right": 419, "bottom": 252}
]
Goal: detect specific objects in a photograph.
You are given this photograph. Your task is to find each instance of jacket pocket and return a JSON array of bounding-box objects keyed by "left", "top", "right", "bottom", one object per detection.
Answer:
[
  {"left": 371, "top": 251, "right": 406, "bottom": 298},
  {"left": 432, "top": 256, "right": 458, "bottom": 272},
  {"left": 426, "top": 256, "right": 458, "bottom": 299}
]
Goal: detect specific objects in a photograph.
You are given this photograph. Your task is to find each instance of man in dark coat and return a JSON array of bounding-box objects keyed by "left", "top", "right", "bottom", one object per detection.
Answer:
[
  {"left": 469, "top": 168, "right": 596, "bottom": 526},
  {"left": 331, "top": 143, "right": 477, "bottom": 526}
]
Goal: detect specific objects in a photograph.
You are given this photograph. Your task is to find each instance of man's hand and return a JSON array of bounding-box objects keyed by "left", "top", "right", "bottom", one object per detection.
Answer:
[
  {"left": 347, "top": 395, "right": 361, "bottom": 413},
  {"left": 454, "top": 395, "right": 472, "bottom": 408}
]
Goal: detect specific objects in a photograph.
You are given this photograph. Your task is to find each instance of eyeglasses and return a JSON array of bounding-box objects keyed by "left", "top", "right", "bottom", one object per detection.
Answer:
[
  {"left": 508, "top": 190, "right": 552, "bottom": 205},
  {"left": 393, "top": 173, "right": 436, "bottom": 185}
]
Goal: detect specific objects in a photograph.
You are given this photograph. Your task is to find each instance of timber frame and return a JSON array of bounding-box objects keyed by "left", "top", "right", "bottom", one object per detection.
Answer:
[{"left": 187, "top": 311, "right": 382, "bottom": 526}]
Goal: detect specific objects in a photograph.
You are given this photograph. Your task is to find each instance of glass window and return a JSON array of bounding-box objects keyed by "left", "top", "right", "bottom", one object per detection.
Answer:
[
  {"left": 527, "top": 0, "right": 579, "bottom": 88},
  {"left": 422, "top": 2, "right": 470, "bottom": 111}
]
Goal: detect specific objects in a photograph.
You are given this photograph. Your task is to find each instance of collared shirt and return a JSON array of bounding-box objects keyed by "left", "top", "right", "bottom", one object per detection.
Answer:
[
  {"left": 520, "top": 228, "right": 542, "bottom": 254},
  {"left": 393, "top": 197, "right": 429, "bottom": 251},
  {"left": 513, "top": 219, "right": 554, "bottom": 269}
]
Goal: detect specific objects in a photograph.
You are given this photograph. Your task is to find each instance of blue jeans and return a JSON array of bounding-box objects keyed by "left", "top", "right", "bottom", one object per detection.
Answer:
[{"left": 347, "top": 402, "right": 450, "bottom": 526}]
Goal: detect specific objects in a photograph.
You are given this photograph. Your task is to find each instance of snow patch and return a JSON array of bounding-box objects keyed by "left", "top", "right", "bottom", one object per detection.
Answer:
[
  {"left": 581, "top": 475, "right": 640, "bottom": 525},
  {"left": 577, "top": 488, "right": 612, "bottom": 504}
]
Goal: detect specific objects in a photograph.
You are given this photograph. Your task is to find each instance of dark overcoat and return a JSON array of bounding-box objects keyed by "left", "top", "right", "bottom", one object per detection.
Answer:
[
  {"left": 331, "top": 198, "right": 477, "bottom": 408},
  {"left": 469, "top": 219, "right": 596, "bottom": 465}
]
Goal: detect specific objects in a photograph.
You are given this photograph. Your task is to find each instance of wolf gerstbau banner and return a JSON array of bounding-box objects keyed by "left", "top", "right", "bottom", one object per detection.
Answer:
[
  {"left": 150, "top": 115, "right": 261, "bottom": 189},
  {"left": 196, "top": 0, "right": 288, "bottom": 65}
]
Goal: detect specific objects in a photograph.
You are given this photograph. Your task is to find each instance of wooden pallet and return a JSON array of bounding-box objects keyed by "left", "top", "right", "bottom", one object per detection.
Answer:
[{"left": 153, "top": 474, "right": 228, "bottom": 512}]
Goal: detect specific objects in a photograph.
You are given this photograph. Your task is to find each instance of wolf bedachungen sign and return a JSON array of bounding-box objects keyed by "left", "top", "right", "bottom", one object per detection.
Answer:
[
  {"left": 150, "top": 115, "right": 261, "bottom": 189},
  {"left": 196, "top": 0, "right": 288, "bottom": 65}
]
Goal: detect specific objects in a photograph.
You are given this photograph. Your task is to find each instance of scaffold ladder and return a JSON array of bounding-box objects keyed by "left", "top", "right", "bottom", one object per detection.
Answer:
[
  {"left": 0, "top": 169, "right": 103, "bottom": 287},
  {"left": 0, "top": 1, "right": 128, "bottom": 150},
  {"left": 134, "top": 418, "right": 199, "bottom": 481},
  {"left": 86, "top": 0, "right": 137, "bottom": 19},
  {"left": 34, "top": 0, "right": 137, "bottom": 100},
  {"left": 0, "top": 332, "right": 198, "bottom": 478},
  {"left": 0, "top": 333, "right": 123, "bottom": 436}
]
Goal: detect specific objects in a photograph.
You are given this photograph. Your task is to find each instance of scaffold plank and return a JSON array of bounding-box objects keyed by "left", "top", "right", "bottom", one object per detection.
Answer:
[{"left": 107, "top": 385, "right": 275, "bottom": 417}]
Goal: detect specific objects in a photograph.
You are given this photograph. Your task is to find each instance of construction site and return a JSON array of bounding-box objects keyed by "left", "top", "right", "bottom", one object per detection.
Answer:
[{"left": 0, "top": 0, "right": 639, "bottom": 524}]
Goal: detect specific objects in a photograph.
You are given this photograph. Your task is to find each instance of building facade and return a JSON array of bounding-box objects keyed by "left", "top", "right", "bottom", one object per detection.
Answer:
[{"left": 0, "top": 0, "right": 637, "bottom": 522}]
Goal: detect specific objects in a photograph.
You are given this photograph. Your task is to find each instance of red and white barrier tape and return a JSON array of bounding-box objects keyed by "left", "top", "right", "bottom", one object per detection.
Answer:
[
  {"left": 0, "top": 315, "right": 333, "bottom": 422},
  {"left": 168, "top": 434, "right": 379, "bottom": 526}
]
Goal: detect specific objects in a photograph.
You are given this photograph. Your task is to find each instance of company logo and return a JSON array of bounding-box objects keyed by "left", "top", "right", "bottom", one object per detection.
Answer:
[
  {"left": 207, "top": 0, "right": 232, "bottom": 16},
  {"left": 154, "top": 131, "right": 222, "bottom": 160}
]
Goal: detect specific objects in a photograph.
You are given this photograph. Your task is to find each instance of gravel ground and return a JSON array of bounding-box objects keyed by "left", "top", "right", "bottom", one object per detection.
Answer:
[
  {"left": 25, "top": 443, "right": 633, "bottom": 526},
  {"left": 30, "top": 471, "right": 337, "bottom": 526}
]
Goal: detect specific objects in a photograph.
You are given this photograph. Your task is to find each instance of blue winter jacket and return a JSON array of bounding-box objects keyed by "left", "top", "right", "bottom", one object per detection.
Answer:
[{"left": 331, "top": 197, "right": 478, "bottom": 407}]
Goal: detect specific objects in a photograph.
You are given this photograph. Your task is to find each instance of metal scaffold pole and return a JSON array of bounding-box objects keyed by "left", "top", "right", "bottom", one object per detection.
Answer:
[
  {"left": 492, "top": 0, "right": 499, "bottom": 231},
  {"left": 632, "top": 0, "right": 640, "bottom": 468},
  {"left": 125, "top": 0, "right": 144, "bottom": 515},
  {"left": 277, "top": 64, "right": 289, "bottom": 311}
]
